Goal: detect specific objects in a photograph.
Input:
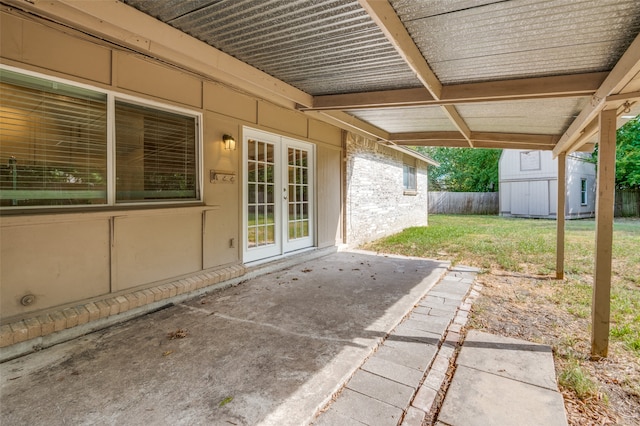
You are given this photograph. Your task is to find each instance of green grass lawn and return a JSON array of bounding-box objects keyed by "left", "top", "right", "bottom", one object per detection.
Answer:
[{"left": 363, "top": 215, "right": 640, "bottom": 355}]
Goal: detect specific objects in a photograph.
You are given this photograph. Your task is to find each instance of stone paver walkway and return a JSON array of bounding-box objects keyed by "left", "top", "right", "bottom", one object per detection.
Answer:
[
  {"left": 313, "top": 265, "right": 480, "bottom": 426},
  {"left": 437, "top": 330, "right": 568, "bottom": 426}
]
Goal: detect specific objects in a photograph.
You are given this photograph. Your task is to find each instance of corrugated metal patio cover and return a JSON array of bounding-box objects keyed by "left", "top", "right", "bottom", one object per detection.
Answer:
[
  {"left": 392, "top": 0, "right": 640, "bottom": 84},
  {"left": 120, "top": 0, "right": 640, "bottom": 152},
  {"left": 124, "top": 0, "right": 424, "bottom": 95}
]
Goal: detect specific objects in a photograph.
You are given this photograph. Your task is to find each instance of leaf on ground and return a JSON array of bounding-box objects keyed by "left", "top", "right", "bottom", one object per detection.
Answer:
[
  {"left": 219, "top": 396, "right": 233, "bottom": 407},
  {"left": 167, "top": 328, "right": 188, "bottom": 340}
]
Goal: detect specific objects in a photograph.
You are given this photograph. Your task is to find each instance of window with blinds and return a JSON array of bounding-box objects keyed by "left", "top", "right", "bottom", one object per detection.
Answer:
[
  {"left": 0, "top": 68, "right": 108, "bottom": 207},
  {"left": 115, "top": 101, "right": 197, "bottom": 202},
  {"left": 0, "top": 67, "right": 200, "bottom": 209}
]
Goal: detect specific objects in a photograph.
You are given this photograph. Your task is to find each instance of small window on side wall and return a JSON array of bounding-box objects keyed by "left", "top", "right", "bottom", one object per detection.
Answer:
[
  {"left": 403, "top": 164, "right": 417, "bottom": 194},
  {"left": 580, "top": 178, "right": 588, "bottom": 205}
]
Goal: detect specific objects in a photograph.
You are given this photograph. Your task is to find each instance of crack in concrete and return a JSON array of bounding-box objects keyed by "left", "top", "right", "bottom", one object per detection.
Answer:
[
  {"left": 214, "top": 312, "right": 358, "bottom": 344},
  {"left": 179, "top": 303, "right": 359, "bottom": 344}
]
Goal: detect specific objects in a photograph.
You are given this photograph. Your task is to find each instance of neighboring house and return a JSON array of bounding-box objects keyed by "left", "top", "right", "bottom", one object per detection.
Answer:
[
  {"left": 0, "top": 9, "right": 433, "bottom": 351},
  {"left": 499, "top": 150, "right": 596, "bottom": 219}
]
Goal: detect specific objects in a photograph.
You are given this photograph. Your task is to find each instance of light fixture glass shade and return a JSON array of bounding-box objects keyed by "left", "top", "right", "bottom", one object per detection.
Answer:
[{"left": 223, "top": 134, "right": 236, "bottom": 150}]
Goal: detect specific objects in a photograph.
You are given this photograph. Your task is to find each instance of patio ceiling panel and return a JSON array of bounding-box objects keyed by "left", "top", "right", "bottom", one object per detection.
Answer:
[
  {"left": 456, "top": 97, "right": 591, "bottom": 135},
  {"left": 123, "top": 0, "right": 423, "bottom": 96},
  {"left": 348, "top": 106, "right": 458, "bottom": 134},
  {"left": 121, "top": 0, "right": 218, "bottom": 22},
  {"left": 391, "top": 0, "right": 640, "bottom": 84},
  {"left": 60, "top": 0, "right": 640, "bottom": 151}
]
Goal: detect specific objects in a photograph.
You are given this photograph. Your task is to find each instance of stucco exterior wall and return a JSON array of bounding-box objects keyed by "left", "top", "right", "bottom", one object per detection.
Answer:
[
  {"left": 0, "top": 10, "right": 342, "bottom": 322},
  {"left": 345, "top": 133, "right": 429, "bottom": 246}
]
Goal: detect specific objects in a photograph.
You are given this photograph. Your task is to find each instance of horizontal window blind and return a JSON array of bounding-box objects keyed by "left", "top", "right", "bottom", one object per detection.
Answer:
[
  {"left": 0, "top": 69, "right": 107, "bottom": 207},
  {"left": 115, "top": 101, "right": 197, "bottom": 202},
  {"left": 0, "top": 67, "right": 200, "bottom": 209}
]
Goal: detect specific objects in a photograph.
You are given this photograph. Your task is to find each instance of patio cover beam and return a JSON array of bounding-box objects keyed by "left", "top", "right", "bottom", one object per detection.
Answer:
[
  {"left": 305, "top": 110, "right": 390, "bottom": 142},
  {"left": 563, "top": 93, "right": 640, "bottom": 150},
  {"left": 359, "top": 0, "right": 474, "bottom": 147},
  {"left": 302, "top": 72, "right": 607, "bottom": 111},
  {"left": 554, "top": 32, "right": 640, "bottom": 156},
  {"left": 390, "top": 131, "right": 559, "bottom": 150}
]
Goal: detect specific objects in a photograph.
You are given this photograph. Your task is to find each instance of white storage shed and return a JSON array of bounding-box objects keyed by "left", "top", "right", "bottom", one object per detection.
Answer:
[{"left": 499, "top": 150, "right": 596, "bottom": 219}]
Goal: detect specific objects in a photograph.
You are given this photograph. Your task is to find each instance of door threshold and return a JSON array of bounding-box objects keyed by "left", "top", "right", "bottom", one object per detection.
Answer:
[
  {"left": 242, "top": 246, "right": 337, "bottom": 279},
  {"left": 244, "top": 247, "right": 317, "bottom": 267}
]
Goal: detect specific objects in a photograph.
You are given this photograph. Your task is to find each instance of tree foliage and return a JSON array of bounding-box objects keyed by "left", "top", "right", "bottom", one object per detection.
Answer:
[
  {"left": 613, "top": 117, "right": 640, "bottom": 189},
  {"left": 592, "top": 116, "right": 640, "bottom": 189},
  {"left": 413, "top": 147, "right": 501, "bottom": 192}
]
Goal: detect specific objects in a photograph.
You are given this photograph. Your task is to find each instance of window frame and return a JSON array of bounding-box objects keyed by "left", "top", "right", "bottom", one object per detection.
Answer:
[
  {"left": 403, "top": 163, "right": 417, "bottom": 195},
  {"left": 580, "top": 178, "right": 588, "bottom": 206},
  {"left": 0, "top": 64, "right": 203, "bottom": 210}
]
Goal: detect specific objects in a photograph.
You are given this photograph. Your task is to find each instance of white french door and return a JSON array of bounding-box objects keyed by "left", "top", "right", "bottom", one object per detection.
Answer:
[{"left": 243, "top": 128, "right": 314, "bottom": 263}]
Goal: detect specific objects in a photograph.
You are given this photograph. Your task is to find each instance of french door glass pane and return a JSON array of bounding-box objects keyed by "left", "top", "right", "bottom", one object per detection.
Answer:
[
  {"left": 247, "top": 139, "right": 256, "bottom": 161},
  {"left": 247, "top": 139, "right": 276, "bottom": 248},
  {"left": 287, "top": 147, "right": 310, "bottom": 240}
]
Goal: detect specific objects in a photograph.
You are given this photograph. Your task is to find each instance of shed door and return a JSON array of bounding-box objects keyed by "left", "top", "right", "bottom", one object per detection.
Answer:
[
  {"left": 510, "top": 181, "right": 550, "bottom": 216},
  {"left": 529, "top": 181, "right": 549, "bottom": 216},
  {"left": 511, "top": 182, "right": 529, "bottom": 215}
]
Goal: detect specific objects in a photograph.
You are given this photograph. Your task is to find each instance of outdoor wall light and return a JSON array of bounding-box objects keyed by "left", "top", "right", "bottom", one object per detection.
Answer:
[{"left": 223, "top": 134, "right": 236, "bottom": 151}]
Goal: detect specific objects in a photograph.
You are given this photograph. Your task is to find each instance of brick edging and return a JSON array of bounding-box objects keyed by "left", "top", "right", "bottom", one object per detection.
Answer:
[{"left": 0, "top": 264, "right": 246, "bottom": 356}]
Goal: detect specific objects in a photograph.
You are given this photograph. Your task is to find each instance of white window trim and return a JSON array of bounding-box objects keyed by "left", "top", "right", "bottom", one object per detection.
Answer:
[
  {"left": 403, "top": 163, "right": 417, "bottom": 195},
  {"left": 580, "top": 178, "right": 588, "bottom": 206},
  {"left": 1, "top": 64, "right": 203, "bottom": 210},
  {"left": 242, "top": 126, "right": 316, "bottom": 264}
]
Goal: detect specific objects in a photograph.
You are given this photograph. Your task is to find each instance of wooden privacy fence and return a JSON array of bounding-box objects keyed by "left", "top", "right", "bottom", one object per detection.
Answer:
[
  {"left": 615, "top": 189, "right": 640, "bottom": 217},
  {"left": 428, "top": 190, "right": 638, "bottom": 216},
  {"left": 429, "top": 192, "right": 499, "bottom": 215}
]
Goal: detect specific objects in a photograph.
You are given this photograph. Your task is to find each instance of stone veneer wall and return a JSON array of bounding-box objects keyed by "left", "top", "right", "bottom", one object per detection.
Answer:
[{"left": 345, "top": 132, "right": 429, "bottom": 246}]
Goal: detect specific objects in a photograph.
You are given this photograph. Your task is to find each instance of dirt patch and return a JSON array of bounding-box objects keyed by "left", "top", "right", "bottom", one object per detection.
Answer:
[{"left": 466, "top": 270, "right": 640, "bottom": 426}]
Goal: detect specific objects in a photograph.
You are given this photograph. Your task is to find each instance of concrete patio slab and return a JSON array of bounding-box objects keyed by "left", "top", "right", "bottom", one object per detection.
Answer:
[
  {"left": 438, "top": 365, "right": 567, "bottom": 426},
  {"left": 346, "top": 369, "right": 414, "bottom": 409},
  {"left": 319, "top": 388, "right": 403, "bottom": 426},
  {"left": 360, "top": 355, "right": 424, "bottom": 388},
  {"left": 313, "top": 408, "right": 367, "bottom": 426},
  {"left": 372, "top": 343, "right": 437, "bottom": 372},
  {"left": 402, "top": 315, "right": 448, "bottom": 336},
  {"left": 392, "top": 322, "right": 443, "bottom": 345},
  {"left": 0, "top": 251, "right": 448, "bottom": 426},
  {"left": 382, "top": 337, "right": 438, "bottom": 357},
  {"left": 457, "top": 330, "right": 558, "bottom": 390},
  {"left": 402, "top": 317, "right": 450, "bottom": 336},
  {"left": 438, "top": 330, "right": 567, "bottom": 426}
]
